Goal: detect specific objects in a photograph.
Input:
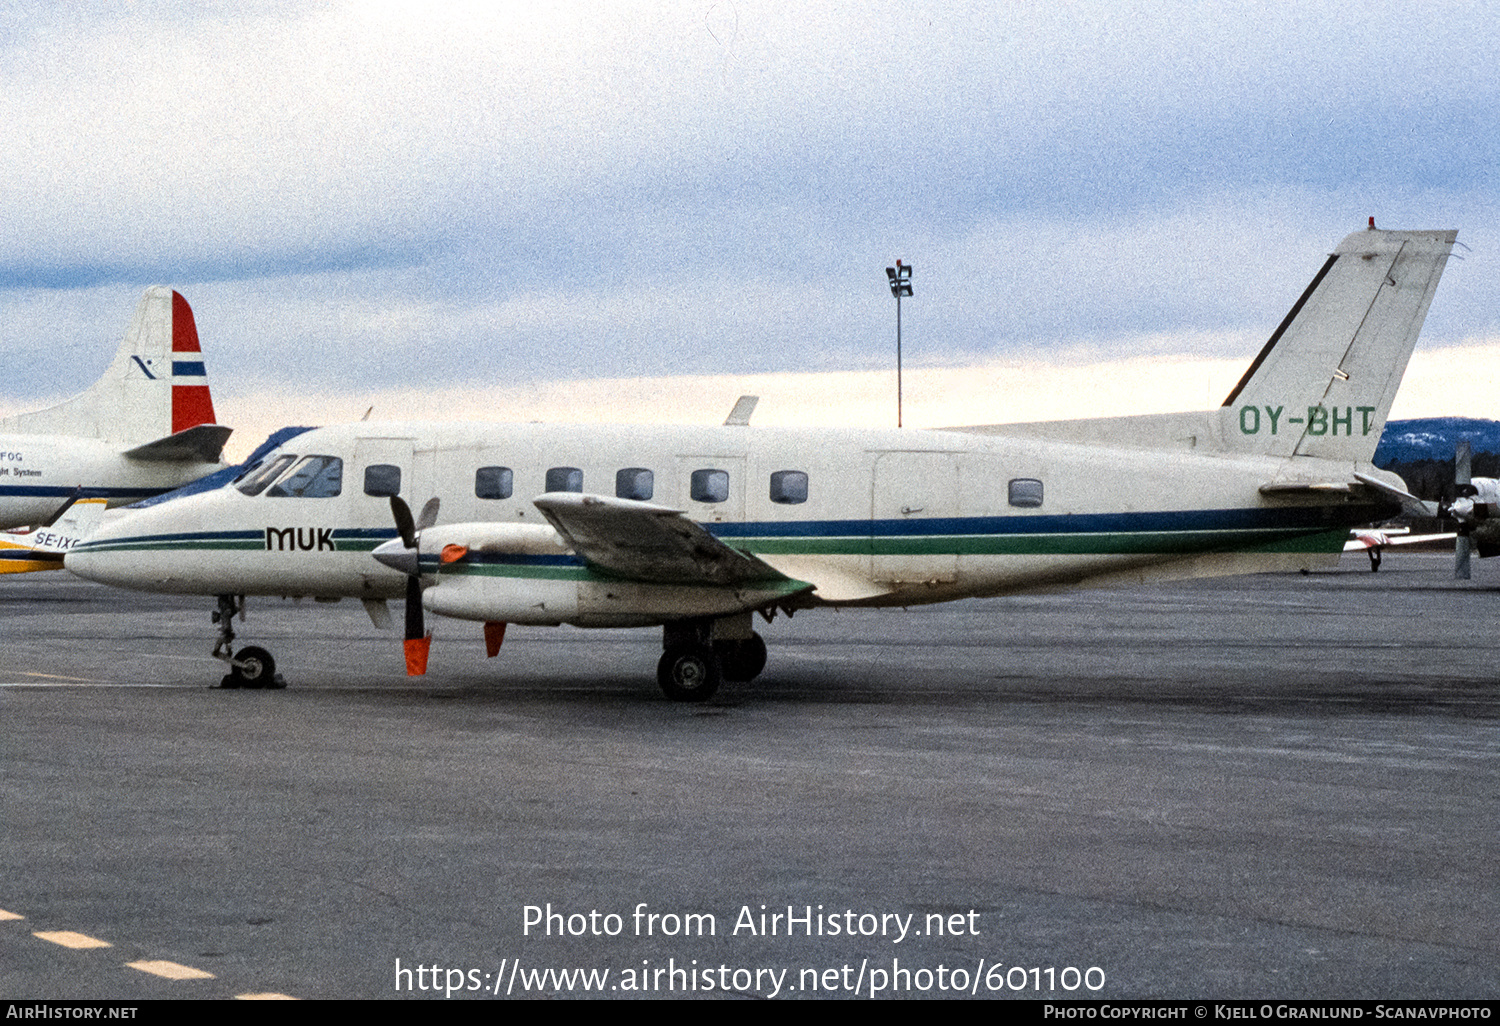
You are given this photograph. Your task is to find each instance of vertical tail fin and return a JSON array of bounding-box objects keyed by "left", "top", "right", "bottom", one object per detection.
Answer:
[
  {"left": 0, "top": 286, "right": 219, "bottom": 445},
  {"left": 1220, "top": 227, "right": 1457, "bottom": 462}
]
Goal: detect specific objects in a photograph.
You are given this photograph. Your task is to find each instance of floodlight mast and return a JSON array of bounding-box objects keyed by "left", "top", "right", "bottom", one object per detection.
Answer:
[{"left": 884, "top": 260, "right": 913, "bottom": 427}]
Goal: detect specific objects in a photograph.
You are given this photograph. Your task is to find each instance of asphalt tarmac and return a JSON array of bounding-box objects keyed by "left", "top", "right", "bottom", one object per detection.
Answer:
[{"left": 1, "top": 553, "right": 1496, "bottom": 1000}]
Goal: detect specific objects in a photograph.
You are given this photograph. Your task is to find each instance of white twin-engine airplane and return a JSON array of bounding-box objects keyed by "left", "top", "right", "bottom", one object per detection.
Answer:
[
  {"left": 0, "top": 287, "right": 231, "bottom": 532},
  {"left": 67, "top": 226, "right": 1457, "bottom": 700}
]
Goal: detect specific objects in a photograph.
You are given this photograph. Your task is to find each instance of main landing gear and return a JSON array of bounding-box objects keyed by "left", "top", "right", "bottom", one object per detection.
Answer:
[
  {"left": 657, "top": 617, "right": 768, "bottom": 702},
  {"left": 212, "top": 594, "right": 285, "bottom": 690}
]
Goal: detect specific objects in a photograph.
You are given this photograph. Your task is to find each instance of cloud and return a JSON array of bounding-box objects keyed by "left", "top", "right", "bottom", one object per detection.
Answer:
[{"left": 0, "top": 2, "right": 1494, "bottom": 413}]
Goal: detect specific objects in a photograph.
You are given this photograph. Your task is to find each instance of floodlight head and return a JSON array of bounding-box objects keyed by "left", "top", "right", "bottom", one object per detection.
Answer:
[{"left": 885, "top": 261, "right": 913, "bottom": 297}]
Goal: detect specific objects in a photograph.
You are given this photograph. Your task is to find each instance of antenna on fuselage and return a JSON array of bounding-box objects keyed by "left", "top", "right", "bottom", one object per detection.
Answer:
[{"left": 723, "top": 395, "right": 758, "bottom": 426}]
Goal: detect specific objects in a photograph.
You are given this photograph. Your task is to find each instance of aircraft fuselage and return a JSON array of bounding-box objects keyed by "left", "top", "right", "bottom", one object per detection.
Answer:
[
  {"left": 67, "top": 419, "right": 1392, "bottom": 624},
  {"left": 0, "top": 432, "right": 222, "bottom": 529}
]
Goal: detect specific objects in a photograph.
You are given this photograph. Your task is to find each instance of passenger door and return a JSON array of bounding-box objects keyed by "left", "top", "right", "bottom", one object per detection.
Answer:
[{"left": 871, "top": 451, "right": 958, "bottom": 583}]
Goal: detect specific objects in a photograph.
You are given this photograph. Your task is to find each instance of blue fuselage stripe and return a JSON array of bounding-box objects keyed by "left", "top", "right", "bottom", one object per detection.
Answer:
[{"left": 0, "top": 485, "right": 168, "bottom": 499}]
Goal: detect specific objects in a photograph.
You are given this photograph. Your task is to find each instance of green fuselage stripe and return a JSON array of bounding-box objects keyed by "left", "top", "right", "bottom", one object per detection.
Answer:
[{"left": 76, "top": 525, "right": 1351, "bottom": 562}]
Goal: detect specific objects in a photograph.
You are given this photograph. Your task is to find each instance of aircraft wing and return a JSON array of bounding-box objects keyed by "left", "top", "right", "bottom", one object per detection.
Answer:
[
  {"left": 122, "top": 423, "right": 233, "bottom": 463},
  {"left": 533, "top": 492, "right": 801, "bottom": 588}
]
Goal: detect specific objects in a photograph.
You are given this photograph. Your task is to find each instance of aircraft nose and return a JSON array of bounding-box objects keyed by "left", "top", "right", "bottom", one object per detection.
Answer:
[
  {"left": 63, "top": 524, "right": 131, "bottom": 585},
  {"left": 372, "top": 537, "right": 419, "bottom": 576}
]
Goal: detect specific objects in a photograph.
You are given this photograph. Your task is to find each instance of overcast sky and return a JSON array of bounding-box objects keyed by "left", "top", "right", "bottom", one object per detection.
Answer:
[{"left": 1, "top": 1, "right": 1496, "bottom": 449}]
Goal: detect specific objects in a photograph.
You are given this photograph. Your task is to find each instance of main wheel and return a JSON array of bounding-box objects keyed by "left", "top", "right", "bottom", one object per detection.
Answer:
[
  {"left": 657, "top": 644, "right": 721, "bottom": 702},
  {"left": 232, "top": 646, "right": 279, "bottom": 690},
  {"left": 715, "top": 633, "right": 767, "bottom": 682}
]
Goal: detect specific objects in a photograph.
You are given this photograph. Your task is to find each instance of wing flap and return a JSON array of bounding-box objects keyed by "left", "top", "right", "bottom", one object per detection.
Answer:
[{"left": 533, "top": 492, "right": 798, "bottom": 588}]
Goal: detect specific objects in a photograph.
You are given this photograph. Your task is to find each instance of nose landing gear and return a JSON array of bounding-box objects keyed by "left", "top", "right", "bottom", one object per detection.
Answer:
[{"left": 212, "top": 594, "right": 286, "bottom": 690}]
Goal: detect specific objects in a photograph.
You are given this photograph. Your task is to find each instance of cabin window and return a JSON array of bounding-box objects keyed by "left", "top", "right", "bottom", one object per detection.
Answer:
[
  {"left": 364, "top": 464, "right": 401, "bottom": 497},
  {"left": 268, "top": 456, "right": 343, "bottom": 498},
  {"left": 769, "top": 470, "right": 808, "bottom": 505},
  {"left": 236, "top": 454, "right": 297, "bottom": 496},
  {"left": 1008, "top": 478, "right": 1044, "bottom": 508},
  {"left": 616, "top": 468, "right": 654, "bottom": 501},
  {"left": 546, "top": 467, "right": 583, "bottom": 493},
  {"left": 690, "top": 468, "right": 729, "bottom": 503},
  {"left": 476, "top": 466, "right": 513, "bottom": 500}
]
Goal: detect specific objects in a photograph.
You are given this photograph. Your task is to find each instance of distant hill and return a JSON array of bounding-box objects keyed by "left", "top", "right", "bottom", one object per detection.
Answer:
[
  {"left": 1374, "top": 417, "right": 1500, "bottom": 465},
  {"left": 1373, "top": 417, "right": 1500, "bottom": 504}
]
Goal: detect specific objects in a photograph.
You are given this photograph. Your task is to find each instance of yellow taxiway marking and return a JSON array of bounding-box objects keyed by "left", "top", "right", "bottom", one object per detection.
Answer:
[
  {"left": 34, "top": 930, "right": 111, "bottom": 949},
  {"left": 236, "top": 993, "right": 298, "bottom": 1000},
  {"left": 0, "top": 909, "right": 24, "bottom": 920},
  {"left": 127, "top": 959, "right": 215, "bottom": 980}
]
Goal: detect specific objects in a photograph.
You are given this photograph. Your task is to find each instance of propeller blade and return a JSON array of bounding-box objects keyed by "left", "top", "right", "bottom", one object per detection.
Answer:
[
  {"left": 1456, "top": 533, "right": 1472, "bottom": 580},
  {"left": 390, "top": 495, "right": 417, "bottom": 549},
  {"left": 388, "top": 494, "right": 439, "bottom": 675},
  {"left": 1455, "top": 442, "right": 1473, "bottom": 579},
  {"left": 404, "top": 574, "right": 424, "bottom": 640},
  {"left": 403, "top": 576, "right": 431, "bottom": 675}
]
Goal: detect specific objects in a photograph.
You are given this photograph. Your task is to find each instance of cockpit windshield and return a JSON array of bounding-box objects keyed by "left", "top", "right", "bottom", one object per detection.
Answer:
[
  {"left": 266, "top": 456, "right": 343, "bottom": 498},
  {"left": 236, "top": 454, "right": 297, "bottom": 496}
]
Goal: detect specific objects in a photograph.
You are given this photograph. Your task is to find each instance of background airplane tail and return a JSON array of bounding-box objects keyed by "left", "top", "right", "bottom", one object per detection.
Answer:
[
  {"left": 0, "top": 286, "right": 219, "bottom": 446},
  {"left": 1218, "top": 226, "right": 1457, "bottom": 462},
  {"left": 0, "top": 497, "right": 109, "bottom": 575}
]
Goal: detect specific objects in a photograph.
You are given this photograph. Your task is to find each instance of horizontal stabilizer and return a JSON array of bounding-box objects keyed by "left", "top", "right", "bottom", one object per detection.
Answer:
[
  {"left": 122, "top": 424, "right": 233, "bottom": 463},
  {"left": 1352, "top": 471, "right": 1439, "bottom": 519},
  {"left": 534, "top": 492, "right": 797, "bottom": 588},
  {"left": 1260, "top": 473, "right": 1436, "bottom": 519}
]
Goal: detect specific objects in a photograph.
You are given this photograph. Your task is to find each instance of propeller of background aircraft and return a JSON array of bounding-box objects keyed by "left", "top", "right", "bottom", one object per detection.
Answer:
[{"left": 1452, "top": 440, "right": 1472, "bottom": 580}]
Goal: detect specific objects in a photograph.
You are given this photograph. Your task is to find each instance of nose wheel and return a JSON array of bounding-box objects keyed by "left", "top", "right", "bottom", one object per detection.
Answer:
[
  {"left": 220, "top": 645, "right": 283, "bottom": 690},
  {"left": 212, "top": 595, "right": 286, "bottom": 690}
]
